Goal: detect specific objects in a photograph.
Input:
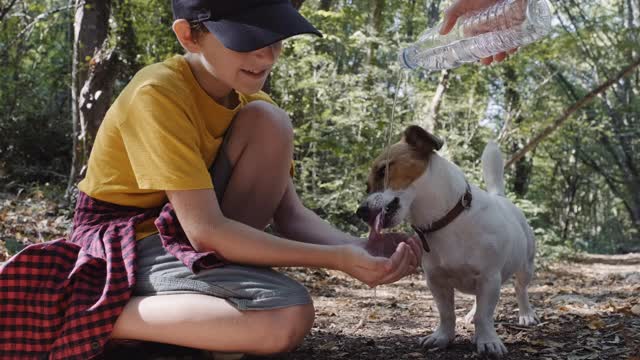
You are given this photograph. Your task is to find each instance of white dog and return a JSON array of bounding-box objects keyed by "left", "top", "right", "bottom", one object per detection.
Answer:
[{"left": 357, "top": 125, "right": 539, "bottom": 357}]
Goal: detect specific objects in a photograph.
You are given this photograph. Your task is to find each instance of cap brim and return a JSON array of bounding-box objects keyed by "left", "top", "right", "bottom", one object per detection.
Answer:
[{"left": 202, "top": 3, "right": 322, "bottom": 52}]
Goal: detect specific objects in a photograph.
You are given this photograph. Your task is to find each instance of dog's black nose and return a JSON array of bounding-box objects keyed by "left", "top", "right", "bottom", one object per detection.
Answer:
[
  {"left": 356, "top": 205, "right": 369, "bottom": 221},
  {"left": 385, "top": 197, "right": 400, "bottom": 214}
]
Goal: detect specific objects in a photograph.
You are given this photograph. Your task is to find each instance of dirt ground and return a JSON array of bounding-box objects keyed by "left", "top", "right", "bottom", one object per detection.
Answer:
[
  {"left": 101, "top": 253, "right": 640, "bottom": 360},
  {"left": 1, "top": 194, "right": 639, "bottom": 359}
]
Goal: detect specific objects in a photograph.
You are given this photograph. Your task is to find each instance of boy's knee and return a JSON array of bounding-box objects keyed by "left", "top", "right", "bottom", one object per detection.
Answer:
[
  {"left": 264, "top": 303, "right": 315, "bottom": 354},
  {"left": 235, "top": 101, "right": 293, "bottom": 145}
]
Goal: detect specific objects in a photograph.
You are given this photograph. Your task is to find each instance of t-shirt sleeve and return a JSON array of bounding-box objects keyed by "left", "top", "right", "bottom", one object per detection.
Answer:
[{"left": 118, "top": 84, "right": 213, "bottom": 190}]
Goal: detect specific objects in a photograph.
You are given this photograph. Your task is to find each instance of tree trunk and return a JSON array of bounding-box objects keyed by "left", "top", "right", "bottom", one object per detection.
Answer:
[
  {"left": 368, "top": 0, "right": 385, "bottom": 66},
  {"left": 320, "top": 0, "right": 332, "bottom": 11},
  {"left": 426, "top": 0, "right": 443, "bottom": 28},
  {"left": 420, "top": 69, "right": 449, "bottom": 132},
  {"left": 418, "top": 0, "right": 449, "bottom": 133},
  {"left": 0, "top": 0, "right": 18, "bottom": 22},
  {"left": 290, "top": 0, "right": 305, "bottom": 10},
  {"left": 263, "top": 0, "right": 306, "bottom": 94},
  {"left": 406, "top": 0, "right": 417, "bottom": 39},
  {"left": 66, "top": 0, "right": 113, "bottom": 198},
  {"left": 504, "top": 65, "right": 532, "bottom": 196}
]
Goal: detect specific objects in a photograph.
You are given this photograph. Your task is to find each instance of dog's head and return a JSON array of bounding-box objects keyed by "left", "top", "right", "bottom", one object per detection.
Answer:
[{"left": 357, "top": 125, "right": 443, "bottom": 237}]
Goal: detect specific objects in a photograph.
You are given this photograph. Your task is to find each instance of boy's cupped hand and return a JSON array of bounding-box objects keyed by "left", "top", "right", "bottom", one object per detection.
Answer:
[{"left": 338, "top": 233, "right": 422, "bottom": 288}]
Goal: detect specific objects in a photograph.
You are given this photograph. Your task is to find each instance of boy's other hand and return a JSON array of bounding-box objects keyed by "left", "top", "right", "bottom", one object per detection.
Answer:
[
  {"left": 337, "top": 234, "right": 422, "bottom": 288},
  {"left": 440, "top": 0, "right": 518, "bottom": 64}
]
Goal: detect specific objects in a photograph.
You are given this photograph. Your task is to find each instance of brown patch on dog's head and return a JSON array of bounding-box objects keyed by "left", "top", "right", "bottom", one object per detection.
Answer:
[{"left": 366, "top": 125, "right": 443, "bottom": 193}]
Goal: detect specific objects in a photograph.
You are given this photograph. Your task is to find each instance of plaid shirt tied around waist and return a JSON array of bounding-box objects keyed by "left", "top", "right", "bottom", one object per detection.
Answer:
[{"left": 0, "top": 192, "right": 225, "bottom": 359}]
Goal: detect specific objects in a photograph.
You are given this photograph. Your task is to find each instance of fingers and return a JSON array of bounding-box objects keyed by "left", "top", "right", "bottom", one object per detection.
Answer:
[
  {"left": 481, "top": 51, "right": 512, "bottom": 66},
  {"left": 494, "top": 52, "right": 507, "bottom": 62},
  {"left": 440, "top": 0, "right": 466, "bottom": 35},
  {"left": 406, "top": 237, "right": 423, "bottom": 267},
  {"left": 377, "top": 243, "right": 412, "bottom": 285},
  {"left": 439, "top": 13, "right": 460, "bottom": 35},
  {"left": 357, "top": 257, "right": 390, "bottom": 288},
  {"left": 353, "top": 236, "right": 423, "bottom": 287},
  {"left": 481, "top": 56, "right": 493, "bottom": 65},
  {"left": 384, "top": 241, "right": 406, "bottom": 272}
]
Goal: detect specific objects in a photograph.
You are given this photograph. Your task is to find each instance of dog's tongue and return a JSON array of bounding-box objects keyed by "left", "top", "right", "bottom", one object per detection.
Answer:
[{"left": 367, "top": 212, "right": 383, "bottom": 242}]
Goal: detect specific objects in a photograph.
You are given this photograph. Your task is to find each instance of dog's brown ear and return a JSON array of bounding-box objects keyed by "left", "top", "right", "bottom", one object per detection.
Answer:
[{"left": 404, "top": 125, "right": 444, "bottom": 153}]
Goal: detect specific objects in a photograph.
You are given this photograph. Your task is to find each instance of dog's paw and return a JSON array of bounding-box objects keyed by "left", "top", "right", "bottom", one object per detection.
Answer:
[
  {"left": 518, "top": 311, "right": 540, "bottom": 326},
  {"left": 419, "top": 329, "right": 454, "bottom": 349},
  {"left": 476, "top": 338, "right": 508, "bottom": 357}
]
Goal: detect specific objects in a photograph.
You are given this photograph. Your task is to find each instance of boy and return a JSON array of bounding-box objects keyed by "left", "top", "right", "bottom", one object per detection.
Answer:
[{"left": 0, "top": 1, "right": 421, "bottom": 359}]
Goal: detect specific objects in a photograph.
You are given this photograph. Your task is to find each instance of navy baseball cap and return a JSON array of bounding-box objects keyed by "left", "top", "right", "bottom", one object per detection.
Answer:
[{"left": 172, "top": 0, "right": 322, "bottom": 52}]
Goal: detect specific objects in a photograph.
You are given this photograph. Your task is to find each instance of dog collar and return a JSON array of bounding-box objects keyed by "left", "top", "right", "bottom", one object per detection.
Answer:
[{"left": 411, "top": 181, "right": 473, "bottom": 252}]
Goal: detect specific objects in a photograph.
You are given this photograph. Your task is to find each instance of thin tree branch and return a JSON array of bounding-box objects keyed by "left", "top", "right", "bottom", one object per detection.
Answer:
[
  {"left": 2, "top": 3, "right": 77, "bottom": 51},
  {"left": 0, "top": 0, "right": 18, "bottom": 23},
  {"left": 505, "top": 55, "right": 640, "bottom": 168}
]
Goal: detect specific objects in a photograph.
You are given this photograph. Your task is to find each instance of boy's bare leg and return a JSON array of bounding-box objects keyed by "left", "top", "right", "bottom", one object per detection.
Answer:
[
  {"left": 112, "top": 294, "right": 314, "bottom": 354},
  {"left": 220, "top": 100, "right": 294, "bottom": 229},
  {"left": 112, "top": 101, "right": 314, "bottom": 354}
]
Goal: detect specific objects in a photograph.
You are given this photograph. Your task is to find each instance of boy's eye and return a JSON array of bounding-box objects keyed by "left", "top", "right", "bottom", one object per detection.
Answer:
[{"left": 376, "top": 166, "right": 386, "bottom": 179}]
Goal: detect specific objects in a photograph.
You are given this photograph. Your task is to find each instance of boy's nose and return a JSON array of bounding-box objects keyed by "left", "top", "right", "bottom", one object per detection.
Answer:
[{"left": 254, "top": 44, "right": 278, "bottom": 63}]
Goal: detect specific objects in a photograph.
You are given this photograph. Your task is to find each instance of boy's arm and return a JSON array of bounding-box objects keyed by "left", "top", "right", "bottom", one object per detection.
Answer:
[
  {"left": 272, "top": 180, "right": 423, "bottom": 283},
  {"left": 272, "top": 179, "right": 362, "bottom": 246},
  {"left": 166, "top": 188, "right": 413, "bottom": 287},
  {"left": 273, "top": 180, "right": 422, "bottom": 258},
  {"left": 167, "top": 188, "right": 340, "bottom": 268}
]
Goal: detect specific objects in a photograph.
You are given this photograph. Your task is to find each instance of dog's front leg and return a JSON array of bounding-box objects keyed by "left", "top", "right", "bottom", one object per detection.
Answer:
[
  {"left": 473, "top": 273, "right": 507, "bottom": 357},
  {"left": 420, "top": 277, "right": 455, "bottom": 349}
]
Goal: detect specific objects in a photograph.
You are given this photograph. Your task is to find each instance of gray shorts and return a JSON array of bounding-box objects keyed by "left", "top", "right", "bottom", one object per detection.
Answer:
[
  {"left": 133, "top": 120, "right": 311, "bottom": 311},
  {"left": 133, "top": 234, "right": 312, "bottom": 310}
]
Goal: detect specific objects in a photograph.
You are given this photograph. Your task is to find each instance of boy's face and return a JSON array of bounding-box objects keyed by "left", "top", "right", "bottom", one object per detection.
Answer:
[{"left": 198, "top": 32, "right": 282, "bottom": 94}]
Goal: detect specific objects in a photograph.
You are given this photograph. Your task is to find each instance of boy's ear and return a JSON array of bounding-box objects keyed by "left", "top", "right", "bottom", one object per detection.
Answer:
[
  {"left": 403, "top": 125, "right": 444, "bottom": 154},
  {"left": 172, "top": 19, "right": 200, "bottom": 53}
]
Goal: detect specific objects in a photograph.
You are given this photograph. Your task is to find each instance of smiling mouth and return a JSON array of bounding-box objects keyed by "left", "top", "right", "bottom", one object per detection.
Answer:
[{"left": 241, "top": 68, "right": 268, "bottom": 78}]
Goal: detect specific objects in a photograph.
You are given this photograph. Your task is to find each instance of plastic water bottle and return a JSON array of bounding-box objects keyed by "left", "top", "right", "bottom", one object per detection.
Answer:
[{"left": 399, "top": 0, "right": 552, "bottom": 71}]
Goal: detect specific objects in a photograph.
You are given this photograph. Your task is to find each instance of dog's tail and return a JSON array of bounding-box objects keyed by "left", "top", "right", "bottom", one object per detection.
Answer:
[{"left": 481, "top": 141, "right": 505, "bottom": 196}]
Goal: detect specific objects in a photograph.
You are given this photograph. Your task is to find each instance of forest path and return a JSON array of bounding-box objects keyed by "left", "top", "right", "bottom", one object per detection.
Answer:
[{"left": 102, "top": 253, "right": 640, "bottom": 359}]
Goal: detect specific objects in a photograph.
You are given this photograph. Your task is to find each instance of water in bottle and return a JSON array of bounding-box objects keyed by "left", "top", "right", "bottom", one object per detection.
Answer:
[{"left": 399, "top": 0, "right": 552, "bottom": 71}]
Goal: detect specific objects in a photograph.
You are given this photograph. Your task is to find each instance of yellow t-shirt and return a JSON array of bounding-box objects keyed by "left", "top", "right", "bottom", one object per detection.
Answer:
[{"left": 78, "top": 55, "right": 276, "bottom": 240}]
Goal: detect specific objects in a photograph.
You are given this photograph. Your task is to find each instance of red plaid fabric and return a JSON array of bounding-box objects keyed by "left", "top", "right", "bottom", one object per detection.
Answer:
[{"left": 0, "top": 192, "right": 224, "bottom": 359}]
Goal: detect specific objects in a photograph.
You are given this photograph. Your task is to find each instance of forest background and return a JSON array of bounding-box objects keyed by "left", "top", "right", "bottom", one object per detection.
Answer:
[{"left": 0, "top": 0, "right": 639, "bottom": 259}]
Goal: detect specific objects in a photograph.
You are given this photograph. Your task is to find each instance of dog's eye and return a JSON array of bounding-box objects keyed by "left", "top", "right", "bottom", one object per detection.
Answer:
[{"left": 376, "top": 163, "right": 390, "bottom": 179}]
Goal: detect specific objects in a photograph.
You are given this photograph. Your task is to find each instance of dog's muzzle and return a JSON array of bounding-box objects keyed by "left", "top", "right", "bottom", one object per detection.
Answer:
[{"left": 356, "top": 197, "right": 400, "bottom": 225}]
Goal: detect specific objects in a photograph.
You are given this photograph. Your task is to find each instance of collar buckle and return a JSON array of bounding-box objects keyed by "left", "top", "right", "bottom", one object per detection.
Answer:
[
  {"left": 461, "top": 183, "right": 472, "bottom": 209},
  {"left": 196, "top": 10, "right": 212, "bottom": 22}
]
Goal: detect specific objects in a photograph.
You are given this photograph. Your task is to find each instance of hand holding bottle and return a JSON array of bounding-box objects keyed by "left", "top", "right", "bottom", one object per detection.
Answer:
[
  {"left": 440, "top": 0, "right": 520, "bottom": 64},
  {"left": 399, "top": 0, "right": 551, "bottom": 71}
]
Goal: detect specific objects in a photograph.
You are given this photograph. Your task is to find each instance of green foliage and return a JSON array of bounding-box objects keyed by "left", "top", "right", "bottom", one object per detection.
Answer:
[{"left": 0, "top": 0, "right": 72, "bottom": 185}]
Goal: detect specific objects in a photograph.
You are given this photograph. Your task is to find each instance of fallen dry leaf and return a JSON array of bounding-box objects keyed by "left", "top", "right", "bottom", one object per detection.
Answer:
[{"left": 587, "top": 317, "right": 606, "bottom": 330}]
